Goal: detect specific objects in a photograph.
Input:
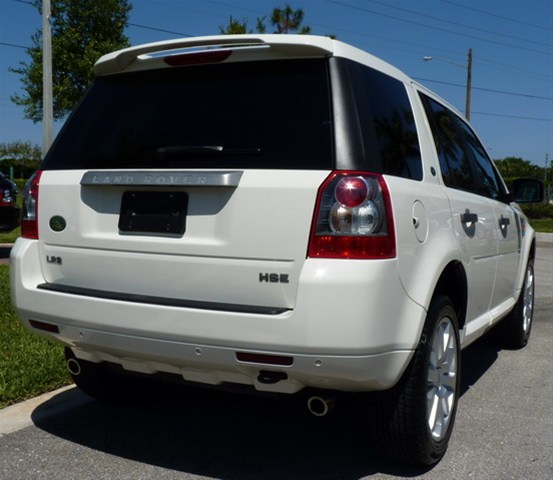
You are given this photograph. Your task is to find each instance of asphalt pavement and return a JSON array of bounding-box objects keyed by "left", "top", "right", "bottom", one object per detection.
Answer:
[{"left": 0, "top": 243, "right": 551, "bottom": 480}]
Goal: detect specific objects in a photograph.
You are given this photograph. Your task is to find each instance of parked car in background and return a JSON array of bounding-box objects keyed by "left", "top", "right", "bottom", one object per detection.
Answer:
[
  {"left": 0, "top": 172, "right": 20, "bottom": 232},
  {"left": 10, "top": 35, "right": 544, "bottom": 465}
]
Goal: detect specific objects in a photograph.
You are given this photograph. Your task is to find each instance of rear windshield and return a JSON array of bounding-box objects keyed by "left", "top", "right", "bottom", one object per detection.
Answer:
[{"left": 43, "top": 59, "right": 333, "bottom": 170}]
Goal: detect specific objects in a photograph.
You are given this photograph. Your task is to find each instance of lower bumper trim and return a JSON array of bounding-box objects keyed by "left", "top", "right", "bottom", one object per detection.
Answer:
[{"left": 37, "top": 282, "right": 290, "bottom": 315}]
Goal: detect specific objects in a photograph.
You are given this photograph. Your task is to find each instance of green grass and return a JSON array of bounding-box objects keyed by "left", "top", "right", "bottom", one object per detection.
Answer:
[
  {"left": 530, "top": 218, "right": 553, "bottom": 233},
  {"left": 0, "top": 226, "right": 20, "bottom": 244},
  {"left": 0, "top": 265, "right": 70, "bottom": 408}
]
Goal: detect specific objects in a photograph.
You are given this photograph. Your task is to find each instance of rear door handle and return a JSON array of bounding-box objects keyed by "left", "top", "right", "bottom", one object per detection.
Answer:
[
  {"left": 461, "top": 210, "right": 478, "bottom": 224},
  {"left": 499, "top": 216, "right": 510, "bottom": 228}
]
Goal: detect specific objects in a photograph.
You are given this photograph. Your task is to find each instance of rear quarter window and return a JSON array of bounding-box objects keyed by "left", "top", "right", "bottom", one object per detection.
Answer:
[{"left": 337, "top": 59, "right": 423, "bottom": 181}]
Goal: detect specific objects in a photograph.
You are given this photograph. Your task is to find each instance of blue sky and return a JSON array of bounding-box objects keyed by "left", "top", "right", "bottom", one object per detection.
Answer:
[{"left": 1, "top": 0, "right": 552, "bottom": 166}]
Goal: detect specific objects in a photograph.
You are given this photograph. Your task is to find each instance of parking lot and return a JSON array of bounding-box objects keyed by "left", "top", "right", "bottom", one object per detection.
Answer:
[{"left": 0, "top": 242, "right": 551, "bottom": 480}]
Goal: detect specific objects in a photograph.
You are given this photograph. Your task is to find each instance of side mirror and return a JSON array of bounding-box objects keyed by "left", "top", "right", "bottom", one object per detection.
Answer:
[{"left": 511, "top": 178, "right": 544, "bottom": 204}]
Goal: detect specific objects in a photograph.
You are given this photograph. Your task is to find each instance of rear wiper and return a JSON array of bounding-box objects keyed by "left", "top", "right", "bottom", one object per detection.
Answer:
[{"left": 156, "top": 146, "right": 261, "bottom": 156}]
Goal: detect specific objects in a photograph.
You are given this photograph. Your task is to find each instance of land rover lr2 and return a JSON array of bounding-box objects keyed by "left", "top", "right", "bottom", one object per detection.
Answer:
[{"left": 11, "top": 35, "right": 543, "bottom": 465}]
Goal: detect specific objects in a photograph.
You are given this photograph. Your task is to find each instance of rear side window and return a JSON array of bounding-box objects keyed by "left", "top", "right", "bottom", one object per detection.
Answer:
[
  {"left": 420, "top": 93, "right": 506, "bottom": 200},
  {"left": 455, "top": 120, "right": 503, "bottom": 200},
  {"left": 43, "top": 59, "right": 333, "bottom": 170},
  {"left": 338, "top": 59, "right": 422, "bottom": 180},
  {"left": 419, "top": 94, "right": 477, "bottom": 193}
]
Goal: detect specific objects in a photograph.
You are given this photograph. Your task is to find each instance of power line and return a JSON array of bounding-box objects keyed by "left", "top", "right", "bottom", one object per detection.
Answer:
[
  {"left": 127, "top": 22, "right": 193, "bottom": 37},
  {"left": 203, "top": 0, "right": 263, "bottom": 15},
  {"left": 441, "top": 0, "right": 553, "bottom": 33},
  {"left": 327, "top": 0, "right": 552, "bottom": 56},
  {"left": 366, "top": 0, "right": 552, "bottom": 49},
  {"left": 472, "top": 111, "right": 553, "bottom": 122},
  {"left": 0, "top": 41, "right": 28, "bottom": 49},
  {"left": 473, "top": 57, "right": 552, "bottom": 82},
  {"left": 412, "top": 77, "right": 553, "bottom": 101}
]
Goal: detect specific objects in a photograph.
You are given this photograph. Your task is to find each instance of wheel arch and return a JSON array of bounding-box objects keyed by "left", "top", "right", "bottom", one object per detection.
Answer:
[{"left": 431, "top": 261, "right": 468, "bottom": 330}]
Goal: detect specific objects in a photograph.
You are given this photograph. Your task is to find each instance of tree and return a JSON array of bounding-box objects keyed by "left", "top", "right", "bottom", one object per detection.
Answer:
[
  {"left": 0, "top": 141, "right": 42, "bottom": 178},
  {"left": 220, "top": 4, "right": 310, "bottom": 35},
  {"left": 271, "top": 5, "right": 310, "bottom": 34},
  {"left": 219, "top": 16, "right": 267, "bottom": 34},
  {"left": 10, "top": 0, "right": 131, "bottom": 123},
  {"left": 219, "top": 16, "right": 249, "bottom": 35},
  {"left": 494, "top": 157, "right": 542, "bottom": 180}
]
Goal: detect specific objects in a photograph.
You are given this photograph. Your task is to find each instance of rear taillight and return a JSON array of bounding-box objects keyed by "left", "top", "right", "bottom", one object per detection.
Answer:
[
  {"left": 21, "top": 170, "right": 42, "bottom": 239},
  {"left": 308, "top": 171, "right": 396, "bottom": 259}
]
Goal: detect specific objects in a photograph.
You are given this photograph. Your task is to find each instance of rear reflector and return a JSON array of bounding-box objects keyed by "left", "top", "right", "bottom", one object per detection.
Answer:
[
  {"left": 236, "top": 352, "right": 294, "bottom": 366},
  {"left": 29, "top": 319, "right": 60, "bottom": 334},
  {"left": 164, "top": 50, "right": 232, "bottom": 67}
]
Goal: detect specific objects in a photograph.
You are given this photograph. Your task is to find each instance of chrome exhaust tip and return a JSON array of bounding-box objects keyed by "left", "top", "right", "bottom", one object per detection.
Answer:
[
  {"left": 66, "top": 357, "right": 81, "bottom": 376},
  {"left": 307, "top": 395, "right": 335, "bottom": 417}
]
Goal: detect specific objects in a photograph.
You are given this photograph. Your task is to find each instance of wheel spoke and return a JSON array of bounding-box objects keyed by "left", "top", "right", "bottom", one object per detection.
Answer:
[
  {"left": 428, "top": 365, "right": 440, "bottom": 386},
  {"left": 441, "top": 372, "right": 457, "bottom": 391},
  {"left": 427, "top": 389, "right": 439, "bottom": 431}
]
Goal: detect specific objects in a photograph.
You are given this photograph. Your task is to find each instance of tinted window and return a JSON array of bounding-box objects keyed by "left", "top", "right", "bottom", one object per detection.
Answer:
[
  {"left": 341, "top": 59, "right": 422, "bottom": 180},
  {"left": 420, "top": 94, "right": 478, "bottom": 193},
  {"left": 455, "top": 120, "right": 503, "bottom": 200},
  {"left": 43, "top": 59, "right": 333, "bottom": 170}
]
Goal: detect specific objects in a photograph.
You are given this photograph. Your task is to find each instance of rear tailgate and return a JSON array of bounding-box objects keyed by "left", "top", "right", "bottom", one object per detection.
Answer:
[{"left": 37, "top": 169, "right": 329, "bottom": 310}]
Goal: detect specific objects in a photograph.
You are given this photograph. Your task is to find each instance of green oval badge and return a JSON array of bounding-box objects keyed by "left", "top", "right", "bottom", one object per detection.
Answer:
[{"left": 49, "top": 216, "right": 66, "bottom": 232}]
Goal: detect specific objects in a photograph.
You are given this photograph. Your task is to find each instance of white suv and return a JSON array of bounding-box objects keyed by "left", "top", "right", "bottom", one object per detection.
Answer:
[{"left": 11, "top": 35, "right": 543, "bottom": 465}]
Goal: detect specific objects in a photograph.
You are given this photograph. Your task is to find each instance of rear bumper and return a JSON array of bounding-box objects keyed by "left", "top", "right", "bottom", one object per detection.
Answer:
[{"left": 11, "top": 238, "right": 426, "bottom": 393}]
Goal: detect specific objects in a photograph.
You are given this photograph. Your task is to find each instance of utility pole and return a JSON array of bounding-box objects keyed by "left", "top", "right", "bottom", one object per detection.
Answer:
[
  {"left": 42, "top": 0, "right": 54, "bottom": 156},
  {"left": 423, "top": 48, "right": 473, "bottom": 122},
  {"left": 465, "top": 48, "right": 472, "bottom": 122}
]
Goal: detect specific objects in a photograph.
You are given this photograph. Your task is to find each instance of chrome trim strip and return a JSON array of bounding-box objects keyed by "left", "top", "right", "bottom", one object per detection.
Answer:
[{"left": 80, "top": 171, "right": 243, "bottom": 187}]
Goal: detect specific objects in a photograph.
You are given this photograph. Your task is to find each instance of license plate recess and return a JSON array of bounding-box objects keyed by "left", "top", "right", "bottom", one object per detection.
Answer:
[{"left": 119, "top": 191, "right": 188, "bottom": 235}]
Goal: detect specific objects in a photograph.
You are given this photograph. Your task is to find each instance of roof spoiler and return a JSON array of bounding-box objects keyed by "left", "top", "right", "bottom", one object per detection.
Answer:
[{"left": 94, "top": 34, "right": 336, "bottom": 76}]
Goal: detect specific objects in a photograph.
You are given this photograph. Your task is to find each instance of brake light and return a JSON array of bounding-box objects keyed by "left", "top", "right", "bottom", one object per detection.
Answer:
[
  {"left": 308, "top": 171, "right": 396, "bottom": 259},
  {"left": 21, "top": 170, "right": 42, "bottom": 239},
  {"left": 164, "top": 50, "right": 232, "bottom": 67}
]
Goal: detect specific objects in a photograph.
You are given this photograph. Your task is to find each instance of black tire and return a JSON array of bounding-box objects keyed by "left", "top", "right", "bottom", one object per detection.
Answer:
[
  {"left": 498, "top": 258, "right": 535, "bottom": 349},
  {"left": 64, "top": 348, "right": 139, "bottom": 402},
  {"left": 368, "top": 295, "right": 461, "bottom": 465}
]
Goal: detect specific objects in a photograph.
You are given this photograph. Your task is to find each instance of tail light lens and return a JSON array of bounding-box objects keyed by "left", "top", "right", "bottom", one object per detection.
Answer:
[
  {"left": 21, "top": 170, "right": 42, "bottom": 239},
  {"left": 308, "top": 171, "right": 396, "bottom": 259}
]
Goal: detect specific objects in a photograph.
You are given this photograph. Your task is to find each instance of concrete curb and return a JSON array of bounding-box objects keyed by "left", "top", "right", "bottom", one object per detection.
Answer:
[{"left": 0, "top": 385, "right": 88, "bottom": 436}]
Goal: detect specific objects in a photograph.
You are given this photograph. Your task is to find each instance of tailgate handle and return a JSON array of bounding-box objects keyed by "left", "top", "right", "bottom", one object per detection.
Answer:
[{"left": 81, "top": 170, "right": 243, "bottom": 187}]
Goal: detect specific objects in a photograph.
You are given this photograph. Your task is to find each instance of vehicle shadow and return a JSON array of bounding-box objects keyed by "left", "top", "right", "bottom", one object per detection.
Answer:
[
  {"left": 459, "top": 329, "right": 502, "bottom": 397},
  {"left": 31, "top": 334, "right": 502, "bottom": 479}
]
